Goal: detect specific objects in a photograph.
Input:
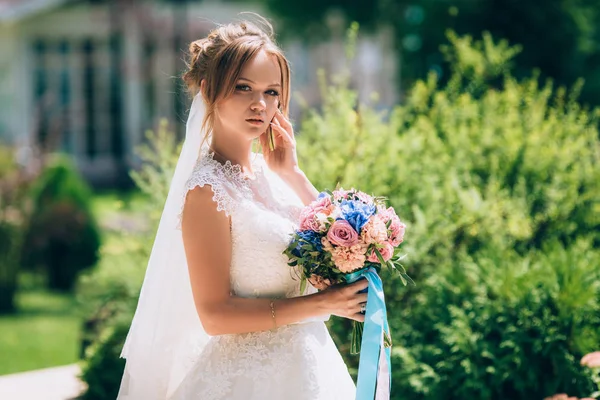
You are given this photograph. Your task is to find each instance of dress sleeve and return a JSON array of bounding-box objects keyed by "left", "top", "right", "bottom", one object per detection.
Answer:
[{"left": 177, "top": 160, "right": 239, "bottom": 229}]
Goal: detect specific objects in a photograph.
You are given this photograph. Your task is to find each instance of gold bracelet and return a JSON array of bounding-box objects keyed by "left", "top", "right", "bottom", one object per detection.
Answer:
[{"left": 269, "top": 300, "right": 277, "bottom": 329}]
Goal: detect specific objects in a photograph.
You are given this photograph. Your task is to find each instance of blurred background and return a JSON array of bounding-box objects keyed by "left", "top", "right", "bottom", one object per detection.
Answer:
[{"left": 0, "top": 0, "right": 599, "bottom": 399}]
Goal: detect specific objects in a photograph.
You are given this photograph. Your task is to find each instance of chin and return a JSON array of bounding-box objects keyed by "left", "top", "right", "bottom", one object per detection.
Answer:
[{"left": 244, "top": 124, "right": 267, "bottom": 134}]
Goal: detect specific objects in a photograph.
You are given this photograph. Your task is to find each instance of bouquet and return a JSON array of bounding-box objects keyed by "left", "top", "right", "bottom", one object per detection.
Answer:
[{"left": 283, "top": 188, "right": 412, "bottom": 355}]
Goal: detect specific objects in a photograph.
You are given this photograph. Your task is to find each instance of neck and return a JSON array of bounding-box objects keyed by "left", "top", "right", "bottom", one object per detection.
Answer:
[{"left": 209, "top": 126, "right": 255, "bottom": 175}]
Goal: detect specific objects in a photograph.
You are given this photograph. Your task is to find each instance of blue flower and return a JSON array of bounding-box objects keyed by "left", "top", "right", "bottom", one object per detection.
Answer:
[
  {"left": 292, "top": 230, "right": 323, "bottom": 257},
  {"left": 318, "top": 191, "right": 329, "bottom": 199},
  {"left": 339, "top": 200, "right": 376, "bottom": 234}
]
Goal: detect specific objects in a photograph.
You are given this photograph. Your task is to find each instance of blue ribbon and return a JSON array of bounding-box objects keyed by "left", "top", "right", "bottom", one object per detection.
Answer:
[{"left": 345, "top": 267, "right": 392, "bottom": 399}]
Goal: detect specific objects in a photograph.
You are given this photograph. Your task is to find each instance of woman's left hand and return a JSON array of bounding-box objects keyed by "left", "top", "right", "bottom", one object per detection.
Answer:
[{"left": 259, "top": 109, "right": 299, "bottom": 177}]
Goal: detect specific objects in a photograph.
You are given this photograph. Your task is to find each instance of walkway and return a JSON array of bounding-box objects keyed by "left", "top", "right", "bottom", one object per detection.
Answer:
[{"left": 0, "top": 364, "right": 85, "bottom": 400}]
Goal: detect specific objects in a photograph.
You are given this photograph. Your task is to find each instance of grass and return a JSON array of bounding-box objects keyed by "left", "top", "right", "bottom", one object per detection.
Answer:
[
  {"left": 0, "top": 189, "right": 144, "bottom": 376},
  {"left": 0, "top": 289, "right": 82, "bottom": 375}
]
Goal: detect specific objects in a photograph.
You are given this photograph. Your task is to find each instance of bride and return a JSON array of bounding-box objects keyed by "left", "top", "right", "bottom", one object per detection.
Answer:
[{"left": 117, "top": 15, "right": 367, "bottom": 400}]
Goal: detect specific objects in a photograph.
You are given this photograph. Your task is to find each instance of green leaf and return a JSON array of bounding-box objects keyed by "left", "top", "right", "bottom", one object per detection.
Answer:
[
  {"left": 399, "top": 274, "right": 407, "bottom": 285},
  {"left": 300, "top": 277, "right": 307, "bottom": 294},
  {"left": 401, "top": 272, "right": 415, "bottom": 286},
  {"left": 373, "top": 247, "right": 386, "bottom": 265}
]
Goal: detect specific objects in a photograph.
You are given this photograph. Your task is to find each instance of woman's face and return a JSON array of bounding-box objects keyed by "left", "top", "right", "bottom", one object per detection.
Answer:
[{"left": 214, "top": 49, "right": 282, "bottom": 140}]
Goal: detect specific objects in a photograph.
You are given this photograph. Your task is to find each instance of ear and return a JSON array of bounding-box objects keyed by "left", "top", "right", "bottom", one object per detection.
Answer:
[{"left": 200, "top": 79, "right": 207, "bottom": 97}]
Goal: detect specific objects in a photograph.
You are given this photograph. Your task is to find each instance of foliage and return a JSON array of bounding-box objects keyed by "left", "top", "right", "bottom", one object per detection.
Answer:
[
  {"left": 249, "top": 0, "right": 600, "bottom": 105},
  {"left": 0, "top": 145, "right": 39, "bottom": 313},
  {"left": 79, "top": 320, "right": 129, "bottom": 400},
  {"left": 296, "top": 27, "right": 600, "bottom": 399},
  {"left": 21, "top": 156, "right": 101, "bottom": 291},
  {"left": 79, "top": 119, "right": 181, "bottom": 398}
]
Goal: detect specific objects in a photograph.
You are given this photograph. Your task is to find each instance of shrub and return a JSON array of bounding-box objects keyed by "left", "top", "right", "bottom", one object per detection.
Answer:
[
  {"left": 296, "top": 26, "right": 600, "bottom": 399},
  {"left": 79, "top": 320, "right": 129, "bottom": 400},
  {"left": 21, "top": 156, "right": 101, "bottom": 291}
]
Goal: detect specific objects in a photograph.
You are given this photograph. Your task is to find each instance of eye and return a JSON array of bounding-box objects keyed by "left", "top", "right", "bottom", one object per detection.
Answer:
[
  {"left": 266, "top": 89, "right": 279, "bottom": 96},
  {"left": 235, "top": 84, "right": 251, "bottom": 92}
]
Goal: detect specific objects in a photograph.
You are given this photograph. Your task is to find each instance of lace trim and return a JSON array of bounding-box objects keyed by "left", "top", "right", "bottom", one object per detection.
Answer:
[
  {"left": 177, "top": 148, "right": 263, "bottom": 229},
  {"left": 201, "top": 147, "right": 265, "bottom": 181}
]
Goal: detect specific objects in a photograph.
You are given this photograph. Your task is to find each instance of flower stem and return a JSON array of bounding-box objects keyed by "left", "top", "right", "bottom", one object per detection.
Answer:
[{"left": 350, "top": 321, "right": 364, "bottom": 355}]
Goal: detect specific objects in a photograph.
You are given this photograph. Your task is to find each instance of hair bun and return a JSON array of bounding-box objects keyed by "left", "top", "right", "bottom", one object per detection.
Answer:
[
  {"left": 183, "top": 39, "right": 212, "bottom": 93},
  {"left": 182, "top": 15, "right": 280, "bottom": 96}
]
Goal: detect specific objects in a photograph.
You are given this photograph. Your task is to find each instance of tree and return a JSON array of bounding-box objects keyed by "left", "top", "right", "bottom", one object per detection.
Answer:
[{"left": 239, "top": 0, "right": 600, "bottom": 106}]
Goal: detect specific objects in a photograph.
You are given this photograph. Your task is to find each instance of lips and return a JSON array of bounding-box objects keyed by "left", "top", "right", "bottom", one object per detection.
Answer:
[{"left": 246, "top": 117, "right": 264, "bottom": 123}]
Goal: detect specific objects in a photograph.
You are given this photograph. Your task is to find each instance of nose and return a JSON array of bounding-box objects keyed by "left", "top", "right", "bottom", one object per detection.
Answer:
[{"left": 250, "top": 94, "right": 266, "bottom": 112}]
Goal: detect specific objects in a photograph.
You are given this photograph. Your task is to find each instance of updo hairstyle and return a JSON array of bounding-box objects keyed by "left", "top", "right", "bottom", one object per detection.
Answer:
[{"left": 182, "top": 15, "right": 291, "bottom": 143}]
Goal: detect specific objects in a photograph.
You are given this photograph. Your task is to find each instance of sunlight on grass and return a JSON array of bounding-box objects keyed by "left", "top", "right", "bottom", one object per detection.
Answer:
[
  {"left": 0, "top": 191, "right": 145, "bottom": 376},
  {"left": 0, "top": 290, "right": 82, "bottom": 375}
]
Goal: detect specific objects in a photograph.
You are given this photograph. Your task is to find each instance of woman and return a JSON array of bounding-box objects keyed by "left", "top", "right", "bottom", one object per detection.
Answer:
[{"left": 118, "top": 15, "right": 366, "bottom": 400}]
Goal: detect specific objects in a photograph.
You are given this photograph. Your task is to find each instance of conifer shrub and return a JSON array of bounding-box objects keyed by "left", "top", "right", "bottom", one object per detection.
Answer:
[{"left": 21, "top": 156, "right": 101, "bottom": 291}]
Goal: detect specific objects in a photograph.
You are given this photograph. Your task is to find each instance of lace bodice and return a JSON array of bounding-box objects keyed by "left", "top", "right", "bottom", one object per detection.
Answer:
[
  {"left": 170, "top": 149, "right": 354, "bottom": 400},
  {"left": 183, "top": 148, "right": 313, "bottom": 299}
]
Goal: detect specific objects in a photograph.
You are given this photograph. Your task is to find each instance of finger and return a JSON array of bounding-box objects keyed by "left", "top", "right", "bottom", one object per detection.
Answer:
[
  {"left": 270, "top": 121, "right": 294, "bottom": 145},
  {"left": 354, "top": 293, "right": 368, "bottom": 304},
  {"left": 351, "top": 313, "right": 365, "bottom": 323},
  {"left": 273, "top": 113, "right": 295, "bottom": 142},
  {"left": 344, "top": 281, "right": 368, "bottom": 295},
  {"left": 354, "top": 302, "right": 366, "bottom": 313},
  {"left": 275, "top": 111, "right": 294, "bottom": 134},
  {"left": 351, "top": 279, "right": 369, "bottom": 291}
]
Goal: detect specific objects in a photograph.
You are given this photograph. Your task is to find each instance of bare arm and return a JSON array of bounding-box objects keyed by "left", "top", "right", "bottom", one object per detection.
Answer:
[{"left": 181, "top": 185, "right": 366, "bottom": 336}]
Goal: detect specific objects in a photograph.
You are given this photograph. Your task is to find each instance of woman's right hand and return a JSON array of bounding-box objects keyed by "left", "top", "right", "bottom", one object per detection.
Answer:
[{"left": 318, "top": 279, "right": 369, "bottom": 322}]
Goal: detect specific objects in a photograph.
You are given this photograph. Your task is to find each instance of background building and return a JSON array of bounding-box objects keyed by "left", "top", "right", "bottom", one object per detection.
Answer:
[{"left": 0, "top": 0, "right": 398, "bottom": 187}]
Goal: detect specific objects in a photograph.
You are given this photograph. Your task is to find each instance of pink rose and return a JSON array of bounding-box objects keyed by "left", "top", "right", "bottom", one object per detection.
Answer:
[
  {"left": 331, "top": 243, "right": 368, "bottom": 273},
  {"left": 581, "top": 351, "right": 600, "bottom": 368},
  {"left": 327, "top": 220, "right": 360, "bottom": 247},
  {"left": 388, "top": 216, "right": 406, "bottom": 246},
  {"left": 543, "top": 395, "right": 582, "bottom": 400},
  {"left": 356, "top": 191, "right": 374, "bottom": 205},
  {"left": 333, "top": 189, "right": 349, "bottom": 201},
  {"left": 312, "top": 196, "right": 332, "bottom": 214},
  {"left": 367, "top": 242, "right": 394, "bottom": 263},
  {"left": 377, "top": 207, "right": 405, "bottom": 246},
  {"left": 378, "top": 206, "right": 398, "bottom": 223},
  {"left": 299, "top": 207, "right": 323, "bottom": 231},
  {"left": 361, "top": 215, "right": 388, "bottom": 244}
]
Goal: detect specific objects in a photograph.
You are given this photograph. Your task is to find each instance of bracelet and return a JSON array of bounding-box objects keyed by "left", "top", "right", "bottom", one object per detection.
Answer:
[{"left": 269, "top": 300, "right": 277, "bottom": 329}]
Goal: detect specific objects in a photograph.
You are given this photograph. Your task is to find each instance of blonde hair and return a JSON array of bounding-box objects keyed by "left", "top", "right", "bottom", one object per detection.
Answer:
[{"left": 182, "top": 15, "right": 291, "bottom": 147}]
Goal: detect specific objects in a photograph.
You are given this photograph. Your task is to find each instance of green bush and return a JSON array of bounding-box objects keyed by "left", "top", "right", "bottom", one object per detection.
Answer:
[
  {"left": 0, "top": 221, "right": 21, "bottom": 313},
  {"left": 79, "top": 320, "right": 129, "bottom": 400},
  {"left": 297, "top": 26, "right": 600, "bottom": 399},
  {"left": 21, "top": 156, "right": 101, "bottom": 292},
  {"left": 391, "top": 240, "right": 600, "bottom": 399}
]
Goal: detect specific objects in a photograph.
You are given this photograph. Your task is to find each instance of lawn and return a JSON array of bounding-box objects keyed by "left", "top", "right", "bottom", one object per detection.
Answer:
[
  {"left": 0, "top": 289, "right": 82, "bottom": 375},
  {"left": 0, "top": 190, "right": 144, "bottom": 376}
]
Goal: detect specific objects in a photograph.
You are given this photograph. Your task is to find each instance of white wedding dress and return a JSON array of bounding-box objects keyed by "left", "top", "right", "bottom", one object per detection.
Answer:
[{"left": 169, "top": 148, "right": 356, "bottom": 400}]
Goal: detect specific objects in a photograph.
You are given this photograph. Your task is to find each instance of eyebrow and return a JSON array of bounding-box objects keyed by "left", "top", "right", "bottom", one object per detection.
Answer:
[{"left": 238, "top": 77, "right": 281, "bottom": 87}]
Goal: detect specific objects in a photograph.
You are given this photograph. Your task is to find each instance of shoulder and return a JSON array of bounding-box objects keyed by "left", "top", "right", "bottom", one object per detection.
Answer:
[
  {"left": 183, "top": 154, "right": 243, "bottom": 217},
  {"left": 182, "top": 184, "right": 229, "bottom": 229}
]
